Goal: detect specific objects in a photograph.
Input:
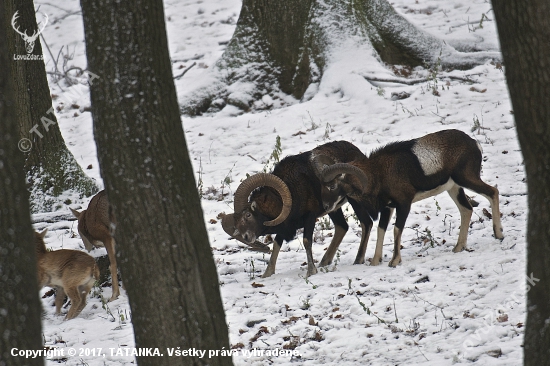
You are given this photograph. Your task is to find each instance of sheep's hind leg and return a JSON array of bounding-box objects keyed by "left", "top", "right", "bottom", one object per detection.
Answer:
[
  {"left": 54, "top": 287, "right": 66, "bottom": 315},
  {"left": 105, "top": 238, "right": 120, "bottom": 302},
  {"left": 447, "top": 185, "right": 473, "bottom": 252},
  {"left": 371, "top": 207, "right": 394, "bottom": 266},
  {"left": 454, "top": 173, "right": 504, "bottom": 240},
  {"left": 64, "top": 287, "right": 82, "bottom": 320}
]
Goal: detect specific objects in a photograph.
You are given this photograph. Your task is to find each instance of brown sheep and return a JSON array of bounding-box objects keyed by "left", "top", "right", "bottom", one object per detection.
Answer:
[
  {"left": 70, "top": 190, "right": 120, "bottom": 301},
  {"left": 318, "top": 130, "right": 504, "bottom": 267},
  {"left": 36, "top": 229, "right": 99, "bottom": 320}
]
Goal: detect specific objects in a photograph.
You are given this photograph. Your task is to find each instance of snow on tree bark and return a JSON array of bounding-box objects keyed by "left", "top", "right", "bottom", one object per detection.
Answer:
[
  {"left": 80, "top": 0, "right": 233, "bottom": 365},
  {"left": 5, "top": 0, "right": 98, "bottom": 213},
  {"left": 181, "top": 0, "right": 500, "bottom": 116},
  {"left": 0, "top": 3, "right": 44, "bottom": 364}
]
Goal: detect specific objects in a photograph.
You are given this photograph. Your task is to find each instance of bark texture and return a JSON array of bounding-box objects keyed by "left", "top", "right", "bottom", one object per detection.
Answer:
[
  {"left": 0, "top": 2, "right": 44, "bottom": 364},
  {"left": 5, "top": 0, "right": 98, "bottom": 212},
  {"left": 80, "top": 0, "right": 232, "bottom": 365},
  {"left": 492, "top": 1, "right": 550, "bottom": 364},
  {"left": 182, "top": 0, "right": 500, "bottom": 115}
]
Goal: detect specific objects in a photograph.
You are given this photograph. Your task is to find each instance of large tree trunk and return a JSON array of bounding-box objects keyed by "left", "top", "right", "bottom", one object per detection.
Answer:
[
  {"left": 182, "top": 0, "right": 500, "bottom": 115},
  {"left": 80, "top": 0, "right": 232, "bottom": 365},
  {"left": 5, "top": 0, "right": 98, "bottom": 213},
  {"left": 0, "top": 2, "right": 44, "bottom": 365},
  {"left": 492, "top": 2, "right": 550, "bottom": 365}
]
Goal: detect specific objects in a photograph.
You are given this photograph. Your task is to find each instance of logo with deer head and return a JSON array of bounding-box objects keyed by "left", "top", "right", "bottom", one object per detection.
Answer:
[{"left": 11, "top": 11, "right": 48, "bottom": 54}]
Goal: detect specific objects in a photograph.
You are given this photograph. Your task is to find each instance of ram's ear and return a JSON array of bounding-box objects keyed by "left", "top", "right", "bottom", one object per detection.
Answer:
[
  {"left": 312, "top": 154, "right": 335, "bottom": 178},
  {"left": 251, "top": 201, "right": 257, "bottom": 211}
]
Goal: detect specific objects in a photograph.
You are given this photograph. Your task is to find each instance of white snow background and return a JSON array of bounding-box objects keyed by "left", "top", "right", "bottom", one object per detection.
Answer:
[{"left": 31, "top": 0, "right": 528, "bottom": 364}]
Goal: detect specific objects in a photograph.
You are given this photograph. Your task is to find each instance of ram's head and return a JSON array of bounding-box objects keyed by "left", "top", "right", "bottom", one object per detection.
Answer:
[{"left": 220, "top": 173, "right": 292, "bottom": 251}]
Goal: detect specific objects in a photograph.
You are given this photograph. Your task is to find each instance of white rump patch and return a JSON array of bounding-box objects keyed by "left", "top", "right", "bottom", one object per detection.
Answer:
[{"left": 412, "top": 142, "right": 442, "bottom": 176}]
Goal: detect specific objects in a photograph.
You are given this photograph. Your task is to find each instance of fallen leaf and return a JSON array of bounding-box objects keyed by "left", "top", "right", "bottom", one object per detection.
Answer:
[
  {"left": 469, "top": 87, "right": 487, "bottom": 93},
  {"left": 497, "top": 314, "right": 508, "bottom": 323},
  {"left": 281, "top": 316, "right": 301, "bottom": 325}
]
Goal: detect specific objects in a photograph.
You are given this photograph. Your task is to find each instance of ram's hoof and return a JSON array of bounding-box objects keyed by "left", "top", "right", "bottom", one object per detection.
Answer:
[
  {"left": 388, "top": 257, "right": 401, "bottom": 268},
  {"left": 306, "top": 266, "right": 318, "bottom": 277},
  {"left": 452, "top": 245, "right": 465, "bottom": 253},
  {"left": 261, "top": 267, "right": 275, "bottom": 278},
  {"left": 319, "top": 257, "right": 331, "bottom": 267},
  {"left": 369, "top": 257, "right": 382, "bottom": 266}
]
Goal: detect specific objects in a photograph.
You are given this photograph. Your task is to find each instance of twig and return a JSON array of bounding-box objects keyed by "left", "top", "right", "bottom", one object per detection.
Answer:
[
  {"left": 363, "top": 76, "right": 429, "bottom": 86},
  {"left": 47, "top": 67, "right": 87, "bottom": 77},
  {"left": 174, "top": 62, "right": 196, "bottom": 80},
  {"left": 501, "top": 192, "right": 527, "bottom": 197},
  {"left": 412, "top": 291, "right": 449, "bottom": 320},
  {"left": 39, "top": 34, "right": 66, "bottom": 90},
  {"left": 36, "top": 2, "right": 73, "bottom": 12},
  {"left": 452, "top": 18, "right": 494, "bottom": 28},
  {"left": 52, "top": 10, "right": 82, "bottom": 25},
  {"left": 363, "top": 75, "right": 479, "bottom": 86},
  {"left": 393, "top": 298, "right": 399, "bottom": 323},
  {"left": 46, "top": 71, "right": 68, "bottom": 77},
  {"left": 31, "top": 212, "right": 77, "bottom": 224},
  {"left": 171, "top": 54, "right": 204, "bottom": 63},
  {"left": 36, "top": 2, "right": 82, "bottom": 24},
  {"left": 39, "top": 34, "right": 57, "bottom": 72},
  {"left": 416, "top": 344, "right": 429, "bottom": 361}
]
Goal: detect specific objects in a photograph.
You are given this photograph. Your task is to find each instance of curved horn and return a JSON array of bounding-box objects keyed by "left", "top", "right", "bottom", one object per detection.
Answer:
[
  {"left": 312, "top": 155, "right": 335, "bottom": 178},
  {"left": 233, "top": 173, "right": 292, "bottom": 227},
  {"left": 321, "top": 163, "right": 368, "bottom": 191},
  {"left": 220, "top": 213, "right": 240, "bottom": 237}
]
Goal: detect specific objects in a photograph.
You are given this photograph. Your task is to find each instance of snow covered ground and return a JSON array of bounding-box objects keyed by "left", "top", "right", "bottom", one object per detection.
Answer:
[{"left": 33, "top": 0, "right": 527, "bottom": 364}]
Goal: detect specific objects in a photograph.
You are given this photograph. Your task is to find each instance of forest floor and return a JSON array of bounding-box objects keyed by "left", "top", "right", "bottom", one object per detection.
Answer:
[{"left": 34, "top": 0, "right": 527, "bottom": 364}]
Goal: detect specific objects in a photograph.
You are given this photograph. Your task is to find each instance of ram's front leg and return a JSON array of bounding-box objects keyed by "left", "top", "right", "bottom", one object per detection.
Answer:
[
  {"left": 303, "top": 216, "right": 318, "bottom": 277},
  {"left": 389, "top": 204, "right": 410, "bottom": 267},
  {"left": 319, "top": 209, "right": 348, "bottom": 267},
  {"left": 262, "top": 235, "right": 283, "bottom": 278},
  {"left": 347, "top": 199, "right": 374, "bottom": 265}
]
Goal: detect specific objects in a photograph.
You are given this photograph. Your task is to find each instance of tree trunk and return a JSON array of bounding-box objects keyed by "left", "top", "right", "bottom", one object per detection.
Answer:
[
  {"left": 182, "top": 0, "right": 500, "bottom": 115},
  {"left": 80, "top": 0, "right": 232, "bottom": 365},
  {"left": 492, "top": 2, "right": 550, "bottom": 364},
  {"left": 0, "top": 2, "right": 44, "bottom": 364},
  {"left": 5, "top": 0, "right": 98, "bottom": 213}
]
